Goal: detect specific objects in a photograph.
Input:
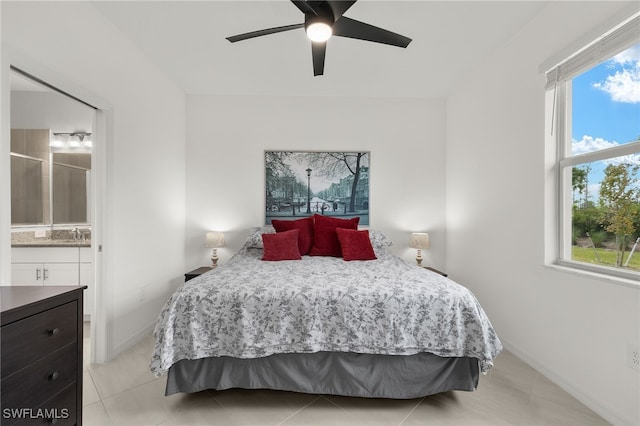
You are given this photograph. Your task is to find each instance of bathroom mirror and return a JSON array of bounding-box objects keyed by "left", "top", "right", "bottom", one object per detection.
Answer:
[
  {"left": 10, "top": 71, "right": 93, "bottom": 226},
  {"left": 10, "top": 131, "right": 91, "bottom": 225}
]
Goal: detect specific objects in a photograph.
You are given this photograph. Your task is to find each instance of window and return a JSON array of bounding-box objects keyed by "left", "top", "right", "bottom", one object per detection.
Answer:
[{"left": 546, "top": 13, "right": 640, "bottom": 281}]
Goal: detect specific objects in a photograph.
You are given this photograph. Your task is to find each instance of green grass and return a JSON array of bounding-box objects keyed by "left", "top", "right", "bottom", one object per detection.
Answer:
[{"left": 572, "top": 246, "right": 640, "bottom": 272}]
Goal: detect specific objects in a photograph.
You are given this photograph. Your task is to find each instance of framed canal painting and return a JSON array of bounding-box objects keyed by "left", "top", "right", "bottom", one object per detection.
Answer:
[{"left": 265, "top": 151, "right": 370, "bottom": 226}]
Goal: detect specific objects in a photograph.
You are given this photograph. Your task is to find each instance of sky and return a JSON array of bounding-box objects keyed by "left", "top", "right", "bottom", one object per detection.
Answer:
[
  {"left": 290, "top": 160, "right": 338, "bottom": 193},
  {"left": 287, "top": 152, "right": 369, "bottom": 193},
  {"left": 571, "top": 42, "right": 640, "bottom": 201}
]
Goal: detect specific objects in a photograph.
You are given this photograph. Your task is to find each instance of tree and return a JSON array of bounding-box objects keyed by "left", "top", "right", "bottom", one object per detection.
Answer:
[
  {"left": 265, "top": 151, "right": 293, "bottom": 177},
  {"left": 572, "top": 165, "right": 591, "bottom": 208},
  {"left": 265, "top": 152, "right": 297, "bottom": 210},
  {"left": 598, "top": 163, "right": 639, "bottom": 266},
  {"left": 572, "top": 166, "right": 587, "bottom": 207},
  {"left": 302, "top": 152, "right": 368, "bottom": 212}
]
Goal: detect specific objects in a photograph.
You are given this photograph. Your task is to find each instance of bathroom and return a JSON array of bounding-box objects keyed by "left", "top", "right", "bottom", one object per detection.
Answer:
[{"left": 9, "top": 69, "right": 95, "bottom": 321}]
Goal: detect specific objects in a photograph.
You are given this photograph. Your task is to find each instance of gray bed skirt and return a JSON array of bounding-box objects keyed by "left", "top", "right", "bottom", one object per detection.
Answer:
[{"left": 166, "top": 352, "right": 480, "bottom": 399}]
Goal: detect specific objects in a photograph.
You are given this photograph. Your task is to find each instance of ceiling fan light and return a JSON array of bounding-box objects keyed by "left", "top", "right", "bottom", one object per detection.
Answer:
[{"left": 306, "top": 22, "right": 332, "bottom": 42}]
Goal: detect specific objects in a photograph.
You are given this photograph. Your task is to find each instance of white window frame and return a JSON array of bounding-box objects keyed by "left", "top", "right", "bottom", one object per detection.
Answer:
[{"left": 546, "top": 12, "right": 640, "bottom": 283}]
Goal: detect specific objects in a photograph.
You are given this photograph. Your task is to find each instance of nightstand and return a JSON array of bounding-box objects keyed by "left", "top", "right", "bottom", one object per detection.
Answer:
[
  {"left": 185, "top": 267, "right": 212, "bottom": 282},
  {"left": 424, "top": 266, "right": 447, "bottom": 277}
]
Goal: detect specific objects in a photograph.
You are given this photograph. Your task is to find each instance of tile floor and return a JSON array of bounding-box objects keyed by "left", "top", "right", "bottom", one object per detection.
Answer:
[{"left": 82, "top": 324, "right": 610, "bottom": 425}]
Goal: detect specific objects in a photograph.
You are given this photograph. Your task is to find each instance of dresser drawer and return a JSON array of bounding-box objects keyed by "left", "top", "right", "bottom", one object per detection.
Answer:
[
  {"left": 1, "top": 301, "right": 77, "bottom": 379},
  {"left": 1, "top": 342, "right": 77, "bottom": 412},
  {"left": 4, "top": 382, "right": 77, "bottom": 426}
]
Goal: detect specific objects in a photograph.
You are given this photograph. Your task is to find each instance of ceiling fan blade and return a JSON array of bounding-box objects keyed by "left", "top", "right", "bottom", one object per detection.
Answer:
[
  {"left": 326, "top": 1, "right": 357, "bottom": 19},
  {"left": 332, "top": 16, "right": 411, "bottom": 48},
  {"left": 226, "top": 23, "right": 304, "bottom": 43},
  {"left": 290, "top": 0, "right": 322, "bottom": 15},
  {"left": 311, "top": 41, "right": 327, "bottom": 76}
]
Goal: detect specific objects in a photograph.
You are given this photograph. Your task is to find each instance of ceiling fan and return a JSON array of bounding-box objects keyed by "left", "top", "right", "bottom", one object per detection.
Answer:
[{"left": 226, "top": 0, "right": 412, "bottom": 76}]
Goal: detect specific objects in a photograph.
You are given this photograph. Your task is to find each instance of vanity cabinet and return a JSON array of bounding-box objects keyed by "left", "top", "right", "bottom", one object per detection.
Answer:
[
  {"left": 12, "top": 248, "right": 79, "bottom": 285},
  {"left": 79, "top": 247, "right": 94, "bottom": 319},
  {"left": 11, "top": 262, "right": 79, "bottom": 286},
  {"left": 11, "top": 247, "right": 94, "bottom": 319}
]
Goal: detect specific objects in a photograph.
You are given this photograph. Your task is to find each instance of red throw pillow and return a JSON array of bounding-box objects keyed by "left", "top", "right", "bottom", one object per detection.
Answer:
[
  {"left": 309, "top": 214, "right": 360, "bottom": 257},
  {"left": 262, "top": 229, "right": 302, "bottom": 261},
  {"left": 336, "top": 228, "right": 377, "bottom": 261},
  {"left": 271, "top": 217, "right": 314, "bottom": 255}
]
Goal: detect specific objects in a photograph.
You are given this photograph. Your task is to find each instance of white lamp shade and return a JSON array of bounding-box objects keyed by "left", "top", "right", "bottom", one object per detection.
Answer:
[
  {"left": 205, "top": 231, "right": 225, "bottom": 248},
  {"left": 409, "top": 233, "right": 430, "bottom": 250}
]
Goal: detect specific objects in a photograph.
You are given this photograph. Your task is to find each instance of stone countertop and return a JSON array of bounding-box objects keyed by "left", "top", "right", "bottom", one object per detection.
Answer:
[
  {"left": 12, "top": 240, "right": 91, "bottom": 248},
  {"left": 11, "top": 229, "right": 91, "bottom": 248}
]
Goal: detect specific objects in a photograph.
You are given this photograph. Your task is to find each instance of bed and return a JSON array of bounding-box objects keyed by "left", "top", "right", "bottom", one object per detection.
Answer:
[{"left": 150, "top": 220, "right": 502, "bottom": 399}]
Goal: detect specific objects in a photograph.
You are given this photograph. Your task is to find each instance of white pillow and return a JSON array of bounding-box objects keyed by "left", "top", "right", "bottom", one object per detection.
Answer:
[
  {"left": 368, "top": 229, "right": 393, "bottom": 248},
  {"left": 244, "top": 226, "right": 275, "bottom": 248}
]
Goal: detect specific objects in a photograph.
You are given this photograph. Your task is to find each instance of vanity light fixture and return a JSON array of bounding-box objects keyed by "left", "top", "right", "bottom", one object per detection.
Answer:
[
  {"left": 409, "top": 232, "right": 430, "bottom": 266},
  {"left": 50, "top": 133, "right": 67, "bottom": 148},
  {"left": 51, "top": 132, "right": 92, "bottom": 149},
  {"left": 205, "top": 231, "right": 225, "bottom": 268}
]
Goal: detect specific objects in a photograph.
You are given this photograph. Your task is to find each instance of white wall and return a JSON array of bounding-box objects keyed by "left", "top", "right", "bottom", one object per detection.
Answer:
[
  {"left": 185, "top": 95, "right": 447, "bottom": 271},
  {"left": 4, "top": 3, "right": 635, "bottom": 422},
  {"left": 446, "top": 2, "right": 639, "bottom": 425},
  {"left": 11, "top": 91, "right": 93, "bottom": 132},
  {"left": 1, "top": 2, "right": 186, "bottom": 356}
]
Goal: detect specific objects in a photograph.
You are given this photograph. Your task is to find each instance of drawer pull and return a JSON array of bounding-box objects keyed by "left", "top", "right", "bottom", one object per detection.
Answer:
[
  {"left": 48, "top": 371, "right": 60, "bottom": 381},
  {"left": 48, "top": 327, "right": 60, "bottom": 336}
]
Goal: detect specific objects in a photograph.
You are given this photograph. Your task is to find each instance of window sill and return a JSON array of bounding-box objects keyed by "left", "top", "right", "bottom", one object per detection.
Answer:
[{"left": 546, "top": 261, "right": 639, "bottom": 289}]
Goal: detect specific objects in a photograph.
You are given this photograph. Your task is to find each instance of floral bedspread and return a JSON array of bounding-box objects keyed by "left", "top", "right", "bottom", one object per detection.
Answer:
[{"left": 150, "top": 245, "right": 502, "bottom": 377}]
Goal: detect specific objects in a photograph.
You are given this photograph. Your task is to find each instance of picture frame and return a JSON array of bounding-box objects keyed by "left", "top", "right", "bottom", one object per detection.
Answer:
[{"left": 265, "top": 151, "right": 370, "bottom": 226}]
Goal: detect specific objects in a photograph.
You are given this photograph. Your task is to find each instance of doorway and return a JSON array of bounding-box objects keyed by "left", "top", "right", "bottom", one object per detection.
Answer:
[{"left": 8, "top": 66, "right": 105, "bottom": 363}]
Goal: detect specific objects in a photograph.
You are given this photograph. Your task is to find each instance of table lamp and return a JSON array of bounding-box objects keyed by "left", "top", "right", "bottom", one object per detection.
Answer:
[
  {"left": 409, "top": 232, "right": 430, "bottom": 267},
  {"left": 205, "top": 231, "right": 225, "bottom": 268}
]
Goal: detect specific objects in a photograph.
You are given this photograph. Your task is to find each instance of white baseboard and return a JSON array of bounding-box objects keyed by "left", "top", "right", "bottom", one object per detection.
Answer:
[
  {"left": 112, "top": 320, "right": 155, "bottom": 358},
  {"left": 501, "top": 338, "right": 635, "bottom": 426}
]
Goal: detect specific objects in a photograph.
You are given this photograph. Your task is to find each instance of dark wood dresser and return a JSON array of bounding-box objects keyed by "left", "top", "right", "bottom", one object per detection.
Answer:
[{"left": 1, "top": 286, "right": 86, "bottom": 426}]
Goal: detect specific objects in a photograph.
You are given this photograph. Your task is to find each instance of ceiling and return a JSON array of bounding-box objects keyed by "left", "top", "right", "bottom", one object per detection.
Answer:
[{"left": 86, "top": 1, "right": 549, "bottom": 98}]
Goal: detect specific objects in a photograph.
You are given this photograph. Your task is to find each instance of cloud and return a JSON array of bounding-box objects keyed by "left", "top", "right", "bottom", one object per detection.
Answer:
[
  {"left": 593, "top": 67, "right": 640, "bottom": 103},
  {"left": 572, "top": 135, "right": 619, "bottom": 155},
  {"left": 592, "top": 45, "right": 640, "bottom": 103},
  {"left": 603, "top": 154, "right": 640, "bottom": 167},
  {"left": 612, "top": 45, "right": 640, "bottom": 66},
  {"left": 572, "top": 135, "right": 640, "bottom": 165}
]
